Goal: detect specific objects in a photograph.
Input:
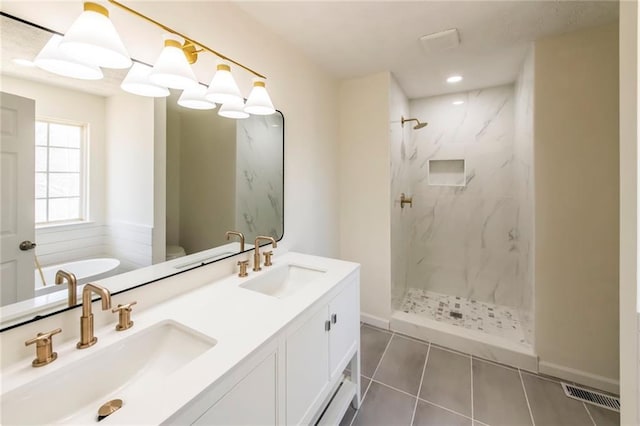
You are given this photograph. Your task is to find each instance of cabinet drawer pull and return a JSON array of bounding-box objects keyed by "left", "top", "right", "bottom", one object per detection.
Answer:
[
  {"left": 325, "top": 320, "right": 331, "bottom": 331},
  {"left": 331, "top": 313, "right": 337, "bottom": 324}
]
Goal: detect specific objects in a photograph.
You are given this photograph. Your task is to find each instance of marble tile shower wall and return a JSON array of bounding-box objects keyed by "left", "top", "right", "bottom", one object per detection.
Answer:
[
  {"left": 404, "top": 84, "right": 533, "bottom": 329},
  {"left": 235, "top": 115, "right": 284, "bottom": 239}
]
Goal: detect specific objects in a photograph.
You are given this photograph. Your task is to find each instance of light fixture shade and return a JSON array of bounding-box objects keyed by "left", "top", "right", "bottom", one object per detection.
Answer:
[
  {"left": 218, "top": 98, "right": 249, "bottom": 119},
  {"left": 121, "top": 62, "right": 170, "bottom": 97},
  {"left": 34, "top": 34, "right": 103, "bottom": 80},
  {"left": 205, "top": 64, "right": 243, "bottom": 104},
  {"left": 58, "top": 2, "right": 131, "bottom": 69},
  {"left": 178, "top": 85, "right": 216, "bottom": 110},
  {"left": 244, "top": 80, "right": 275, "bottom": 115},
  {"left": 149, "top": 34, "right": 198, "bottom": 90}
]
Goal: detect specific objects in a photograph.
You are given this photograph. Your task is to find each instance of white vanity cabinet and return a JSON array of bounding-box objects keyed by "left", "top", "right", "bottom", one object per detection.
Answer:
[
  {"left": 192, "top": 353, "right": 278, "bottom": 426},
  {"left": 286, "top": 274, "right": 360, "bottom": 425},
  {"left": 169, "top": 271, "right": 360, "bottom": 426}
]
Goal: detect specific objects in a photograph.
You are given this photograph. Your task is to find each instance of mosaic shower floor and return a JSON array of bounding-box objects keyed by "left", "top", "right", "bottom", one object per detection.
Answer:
[{"left": 399, "top": 287, "right": 531, "bottom": 346}]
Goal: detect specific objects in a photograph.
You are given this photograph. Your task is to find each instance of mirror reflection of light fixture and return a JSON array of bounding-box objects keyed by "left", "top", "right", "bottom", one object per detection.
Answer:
[
  {"left": 58, "top": 2, "right": 131, "bottom": 69},
  {"left": 149, "top": 34, "right": 199, "bottom": 90},
  {"left": 244, "top": 79, "right": 275, "bottom": 115},
  {"left": 218, "top": 98, "right": 249, "bottom": 119},
  {"left": 120, "top": 62, "right": 170, "bottom": 97},
  {"left": 34, "top": 34, "right": 104, "bottom": 80},
  {"left": 205, "top": 63, "right": 243, "bottom": 105},
  {"left": 178, "top": 84, "right": 217, "bottom": 110}
]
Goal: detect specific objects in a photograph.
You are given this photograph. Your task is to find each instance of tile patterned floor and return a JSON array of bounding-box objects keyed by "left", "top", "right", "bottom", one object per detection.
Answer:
[
  {"left": 341, "top": 324, "right": 620, "bottom": 426},
  {"left": 400, "top": 288, "right": 531, "bottom": 346}
]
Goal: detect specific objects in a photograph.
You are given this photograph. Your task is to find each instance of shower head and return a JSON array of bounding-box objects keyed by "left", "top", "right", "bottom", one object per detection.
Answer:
[{"left": 401, "top": 116, "right": 428, "bottom": 130}]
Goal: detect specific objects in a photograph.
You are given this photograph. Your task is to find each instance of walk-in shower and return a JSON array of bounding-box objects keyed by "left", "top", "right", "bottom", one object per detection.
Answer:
[{"left": 389, "top": 70, "right": 535, "bottom": 369}]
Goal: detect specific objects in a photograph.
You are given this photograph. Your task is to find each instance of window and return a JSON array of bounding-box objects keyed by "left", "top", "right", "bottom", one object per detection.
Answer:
[{"left": 35, "top": 120, "right": 87, "bottom": 225}]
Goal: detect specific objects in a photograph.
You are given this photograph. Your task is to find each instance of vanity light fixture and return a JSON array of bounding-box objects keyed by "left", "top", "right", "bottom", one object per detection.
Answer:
[
  {"left": 58, "top": 2, "right": 131, "bottom": 69},
  {"left": 178, "top": 84, "right": 217, "bottom": 110},
  {"left": 446, "top": 75, "right": 463, "bottom": 83},
  {"left": 205, "top": 63, "right": 243, "bottom": 105},
  {"left": 218, "top": 98, "right": 250, "bottom": 119},
  {"left": 149, "top": 34, "right": 199, "bottom": 90},
  {"left": 120, "top": 62, "right": 170, "bottom": 97},
  {"left": 34, "top": 34, "right": 104, "bottom": 80},
  {"left": 244, "top": 79, "right": 276, "bottom": 115}
]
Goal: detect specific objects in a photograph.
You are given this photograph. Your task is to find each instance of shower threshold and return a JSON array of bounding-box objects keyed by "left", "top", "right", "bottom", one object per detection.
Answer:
[{"left": 391, "top": 288, "right": 538, "bottom": 371}]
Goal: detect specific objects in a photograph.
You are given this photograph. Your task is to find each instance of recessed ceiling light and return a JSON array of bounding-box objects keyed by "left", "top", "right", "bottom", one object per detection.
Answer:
[
  {"left": 452, "top": 100, "right": 465, "bottom": 105},
  {"left": 446, "top": 75, "right": 463, "bottom": 83},
  {"left": 12, "top": 58, "right": 36, "bottom": 67}
]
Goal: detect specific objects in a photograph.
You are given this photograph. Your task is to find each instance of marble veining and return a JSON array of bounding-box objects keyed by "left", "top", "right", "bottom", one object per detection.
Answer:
[
  {"left": 390, "top": 79, "right": 534, "bottom": 346},
  {"left": 235, "top": 115, "right": 284, "bottom": 240}
]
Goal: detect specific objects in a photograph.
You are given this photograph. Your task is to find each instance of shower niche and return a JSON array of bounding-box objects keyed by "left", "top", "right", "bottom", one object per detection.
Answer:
[{"left": 427, "top": 159, "right": 466, "bottom": 186}]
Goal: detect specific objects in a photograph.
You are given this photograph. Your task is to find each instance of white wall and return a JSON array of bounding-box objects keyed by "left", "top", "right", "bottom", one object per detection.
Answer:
[
  {"left": 534, "top": 23, "right": 619, "bottom": 392},
  {"left": 619, "top": 1, "right": 639, "bottom": 423},
  {"left": 338, "top": 72, "right": 391, "bottom": 324},
  {"left": 1, "top": 75, "right": 108, "bottom": 266},
  {"left": 105, "top": 93, "right": 156, "bottom": 269}
]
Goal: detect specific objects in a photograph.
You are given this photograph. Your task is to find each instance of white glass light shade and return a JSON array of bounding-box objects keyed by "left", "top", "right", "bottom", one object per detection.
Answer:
[
  {"left": 121, "top": 63, "right": 170, "bottom": 97},
  {"left": 244, "top": 80, "right": 275, "bottom": 115},
  {"left": 34, "top": 34, "right": 103, "bottom": 80},
  {"left": 205, "top": 64, "right": 242, "bottom": 104},
  {"left": 58, "top": 2, "right": 131, "bottom": 69},
  {"left": 149, "top": 34, "right": 198, "bottom": 90},
  {"left": 178, "top": 85, "right": 216, "bottom": 110},
  {"left": 218, "top": 98, "right": 249, "bottom": 119}
]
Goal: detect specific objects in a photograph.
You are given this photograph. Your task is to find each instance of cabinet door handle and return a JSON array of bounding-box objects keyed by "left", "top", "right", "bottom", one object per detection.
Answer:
[
  {"left": 325, "top": 320, "right": 331, "bottom": 331},
  {"left": 331, "top": 313, "right": 337, "bottom": 324}
]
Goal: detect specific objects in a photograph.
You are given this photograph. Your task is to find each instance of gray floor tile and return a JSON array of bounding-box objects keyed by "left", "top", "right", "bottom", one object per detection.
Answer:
[
  {"left": 522, "top": 373, "right": 593, "bottom": 426},
  {"left": 361, "top": 325, "right": 393, "bottom": 377},
  {"left": 413, "top": 400, "right": 472, "bottom": 426},
  {"left": 374, "top": 335, "right": 429, "bottom": 395},
  {"left": 586, "top": 404, "right": 620, "bottom": 426},
  {"left": 420, "top": 347, "right": 471, "bottom": 416},
  {"left": 339, "top": 376, "right": 371, "bottom": 426},
  {"left": 472, "top": 359, "right": 533, "bottom": 426},
  {"left": 352, "top": 382, "right": 415, "bottom": 426}
]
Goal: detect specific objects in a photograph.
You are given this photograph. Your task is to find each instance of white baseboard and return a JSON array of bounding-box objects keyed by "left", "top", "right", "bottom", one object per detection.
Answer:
[
  {"left": 360, "top": 312, "right": 390, "bottom": 330},
  {"left": 539, "top": 361, "right": 619, "bottom": 395}
]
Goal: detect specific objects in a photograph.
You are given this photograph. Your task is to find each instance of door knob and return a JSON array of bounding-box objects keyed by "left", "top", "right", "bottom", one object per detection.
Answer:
[{"left": 19, "top": 240, "right": 36, "bottom": 251}]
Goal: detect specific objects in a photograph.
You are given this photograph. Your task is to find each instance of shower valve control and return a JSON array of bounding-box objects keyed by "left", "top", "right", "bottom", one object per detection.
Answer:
[{"left": 400, "top": 193, "right": 413, "bottom": 209}]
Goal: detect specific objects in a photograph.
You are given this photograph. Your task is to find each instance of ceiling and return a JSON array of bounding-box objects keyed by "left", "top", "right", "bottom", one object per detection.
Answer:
[{"left": 233, "top": 1, "right": 619, "bottom": 99}]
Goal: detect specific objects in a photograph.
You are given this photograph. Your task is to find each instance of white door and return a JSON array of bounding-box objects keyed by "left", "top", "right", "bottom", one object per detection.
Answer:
[{"left": 1, "top": 92, "right": 35, "bottom": 306}]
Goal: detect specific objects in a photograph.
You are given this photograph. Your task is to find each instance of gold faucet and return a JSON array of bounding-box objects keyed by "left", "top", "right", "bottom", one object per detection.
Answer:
[
  {"left": 55, "top": 269, "right": 78, "bottom": 307},
  {"left": 225, "top": 230, "right": 245, "bottom": 252},
  {"left": 253, "top": 236, "right": 277, "bottom": 272},
  {"left": 77, "top": 283, "right": 111, "bottom": 349}
]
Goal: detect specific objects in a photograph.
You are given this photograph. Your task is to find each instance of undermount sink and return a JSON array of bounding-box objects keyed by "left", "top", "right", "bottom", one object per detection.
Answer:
[
  {"left": 240, "top": 264, "right": 326, "bottom": 298},
  {"left": 1, "top": 320, "right": 216, "bottom": 425}
]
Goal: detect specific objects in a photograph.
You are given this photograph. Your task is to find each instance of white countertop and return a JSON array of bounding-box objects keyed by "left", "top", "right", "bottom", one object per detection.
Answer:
[{"left": 0, "top": 252, "right": 359, "bottom": 425}]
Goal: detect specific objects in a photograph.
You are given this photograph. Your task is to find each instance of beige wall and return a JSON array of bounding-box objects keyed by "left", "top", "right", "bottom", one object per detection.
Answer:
[
  {"left": 534, "top": 23, "right": 619, "bottom": 389},
  {"left": 619, "top": 1, "right": 639, "bottom": 423},
  {"left": 338, "top": 72, "right": 391, "bottom": 323},
  {"left": 178, "top": 109, "right": 236, "bottom": 254}
]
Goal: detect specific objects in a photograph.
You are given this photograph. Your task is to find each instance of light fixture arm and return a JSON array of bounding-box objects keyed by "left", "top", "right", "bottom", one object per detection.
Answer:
[{"left": 107, "top": 0, "right": 267, "bottom": 79}]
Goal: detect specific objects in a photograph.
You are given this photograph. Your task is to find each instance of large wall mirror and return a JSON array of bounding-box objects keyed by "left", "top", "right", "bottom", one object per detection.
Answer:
[{"left": 0, "top": 13, "right": 284, "bottom": 330}]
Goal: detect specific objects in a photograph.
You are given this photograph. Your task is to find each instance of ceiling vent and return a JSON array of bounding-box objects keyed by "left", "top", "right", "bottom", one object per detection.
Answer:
[{"left": 419, "top": 28, "right": 460, "bottom": 53}]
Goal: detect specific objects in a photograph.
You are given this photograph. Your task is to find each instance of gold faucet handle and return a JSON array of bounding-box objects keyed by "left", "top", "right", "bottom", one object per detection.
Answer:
[
  {"left": 237, "top": 260, "right": 249, "bottom": 277},
  {"left": 111, "top": 302, "right": 137, "bottom": 331},
  {"left": 263, "top": 251, "right": 274, "bottom": 267},
  {"left": 25, "top": 328, "right": 62, "bottom": 367}
]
